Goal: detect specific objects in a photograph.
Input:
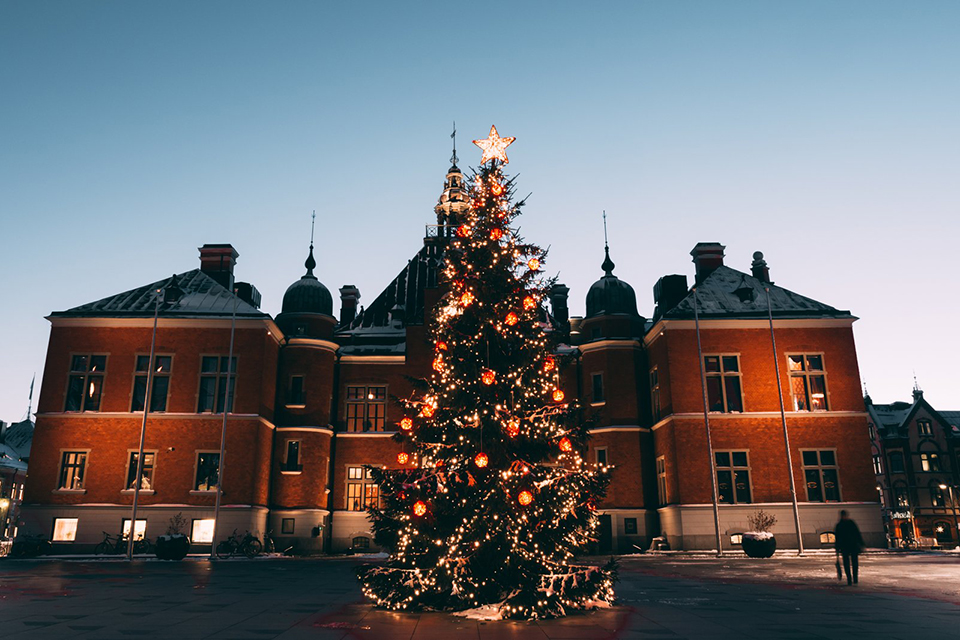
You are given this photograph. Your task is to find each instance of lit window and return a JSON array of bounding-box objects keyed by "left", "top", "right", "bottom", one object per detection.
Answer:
[
  {"left": 872, "top": 454, "right": 883, "bottom": 475},
  {"left": 132, "top": 355, "right": 172, "bottom": 412},
  {"left": 703, "top": 355, "right": 743, "bottom": 413},
  {"left": 281, "top": 518, "right": 295, "bottom": 535},
  {"left": 920, "top": 453, "right": 941, "bottom": 472},
  {"left": 591, "top": 373, "right": 605, "bottom": 404},
  {"left": 930, "top": 483, "right": 945, "bottom": 507},
  {"left": 58, "top": 451, "right": 88, "bottom": 490},
  {"left": 197, "top": 356, "right": 237, "bottom": 413},
  {"left": 802, "top": 450, "right": 841, "bottom": 502},
  {"left": 656, "top": 456, "right": 667, "bottom": 505},
  {"left": 787, "top": 354, "right": 828, "bottom": 411},
  {"left": 918, "top": 420, "right": 933, "bottom": 436},
  {"left": 191, "top": 518, "right": 215, "bottom": 544},
  {"left": 121, "top": 519, "right": 147, "bottom": 541},
  {"left": 194, "top": 453, "right": 220, "bottom": 491},
  {"left": 65, "top": 355, "right": 106, "bottom": 412},
  {"left": 52, "top": 518, "right": 79, "bottom": 541},
  {"left": 345, "top": 386, "right": 387, "bottom": 432},
  {"left": 288, "top": 375, "right": 305, "bottom": 406},
  {"left": 893, "top": 484, "right": 909, "bottom": 507},
  {"left": 352, "top": 536, "right": 370, "bottom": 550},
  {"left": 730, "top": 534, "right": 743, "bottom": 545},
  {"left": 126, "top": 451, "right": 155, "bottom": 490},
  {"left": 715, "top": 451, "right": 751, "bottom": 504},
  {"left": 346, "top": 466, "right": 379, "bottom": 511},
  {"left": 820, "top": 532, "right": 836, "bottom": 545}
]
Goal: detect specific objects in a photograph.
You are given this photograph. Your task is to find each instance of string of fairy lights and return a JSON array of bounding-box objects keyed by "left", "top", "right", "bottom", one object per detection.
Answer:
[{"left": 358, "top": 126, "right": 616, "bottom": 619}]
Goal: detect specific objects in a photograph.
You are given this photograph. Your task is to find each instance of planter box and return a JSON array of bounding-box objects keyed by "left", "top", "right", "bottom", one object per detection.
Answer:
[
  {"left": 156, "top": 535, "right": 191, "bottom": 560},
  {"left": 741, "top": 534, "right": 776, "bottom": 558}
]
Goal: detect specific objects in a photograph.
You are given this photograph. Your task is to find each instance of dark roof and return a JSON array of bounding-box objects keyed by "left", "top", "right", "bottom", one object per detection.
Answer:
[
  {"left": 51, "top": 270, "right": 266, "bottom": 319},
  {"left": 281, "top": 246, "right": 333, "bottom": 316},
  {"left": 868, "top": 396, "right": 960, "bottom": 438},
  {"left": 1, "top": 419, "right": 33, "bottom": 458},
  {"left": 662, "top": 266, "right": 852, "bottom": 320},
  {"left": 941, "top": 411, "right": 960, "bottom": 430},
  {"left": 585, "top": 247, "right": 640, "bottom": 318}
]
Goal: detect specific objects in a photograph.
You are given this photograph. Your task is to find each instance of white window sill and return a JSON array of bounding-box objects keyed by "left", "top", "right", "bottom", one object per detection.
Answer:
[
  {"left": 120, "top": 489, "right": 155, "bottom": 495},
  {"left": 280, "top": 470, "right": 303, "bottom": 475},
  {"left": 591, "top": 401, "right": 606, "bottom": 407},
  {"left": 285, "top": 404, "right": 307, "bottom": 409},
  {"left": 53, "top": 489, "right": 86, "bottom": 494}
]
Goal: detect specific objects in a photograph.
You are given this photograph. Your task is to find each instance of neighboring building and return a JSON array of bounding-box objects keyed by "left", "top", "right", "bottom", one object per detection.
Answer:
[
  {"left": 0, "top": 418, "right": 33, "bottom": 538},
  {"left": 867, "top": 389, "right": 960, "bottom": 547},
  {"left": 20, "top": 155, "right": 883, "bottom": 553}
]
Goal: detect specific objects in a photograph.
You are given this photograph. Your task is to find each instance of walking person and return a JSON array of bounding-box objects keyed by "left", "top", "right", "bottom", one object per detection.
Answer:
[{"left": 834, "top": 510, "right": 865, "bottom": 585}]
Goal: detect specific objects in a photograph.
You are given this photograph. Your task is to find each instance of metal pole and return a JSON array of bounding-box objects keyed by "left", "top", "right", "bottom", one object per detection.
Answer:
[
  {"left": 766, "top": 287, "right": 804, "bottom": 555},
  {"left": 948, "top": 486, "right": 959, "bottom": 549},
  {"left": 128, "top": 289, "right": 161, "bottom": 560},
  {"left": 693, "top": 288, "right": 723, "bottom": 557},
  {"left": 210, "top": 291, "right": 238, "bottom": 558}
]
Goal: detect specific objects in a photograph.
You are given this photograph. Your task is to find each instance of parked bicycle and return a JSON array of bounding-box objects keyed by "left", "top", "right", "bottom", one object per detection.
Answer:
[
  {"left": 10, "top": 533, "right": 53, "bottom": 558},
  {"left": 94, "top": 531, "right": 153, "bottom": 555},
  {"left": 215, "top": 529, "right": 262, "bottom": 559},
  {"left": 262, "top": 530, "right": 295, "bottom": 556}
]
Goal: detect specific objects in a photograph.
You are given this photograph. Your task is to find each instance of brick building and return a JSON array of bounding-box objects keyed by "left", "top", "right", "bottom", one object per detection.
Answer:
[
  {"left": 20, "top": 158, "right": 883, "bottom": 553},
  {"left": 866, "top": 389, "right": 960, "bottom": 547}
]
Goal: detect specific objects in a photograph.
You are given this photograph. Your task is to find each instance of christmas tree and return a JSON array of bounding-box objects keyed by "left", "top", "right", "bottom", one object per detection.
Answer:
[{"left": 358, "top": 126, "right": 616, "bottom": 620}]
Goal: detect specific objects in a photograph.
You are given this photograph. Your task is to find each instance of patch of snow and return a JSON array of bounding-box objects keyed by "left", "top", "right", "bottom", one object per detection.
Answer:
[
  {"left": 744, "top": 531, "right": 774, "bottom": 540},
  {"left": 455, "top": 603, "right": 504, "bottom": 621}
]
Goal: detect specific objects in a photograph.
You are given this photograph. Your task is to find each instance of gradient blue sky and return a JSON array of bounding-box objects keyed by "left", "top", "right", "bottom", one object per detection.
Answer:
[{"left": 2, "top": 1, "right": 958, "bottom": 421}]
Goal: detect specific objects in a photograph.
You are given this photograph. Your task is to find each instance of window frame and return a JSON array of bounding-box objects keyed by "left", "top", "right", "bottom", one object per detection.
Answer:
[
  {"left": 649, "top": 367, "right": 661, "bottom": 422},
  {"left": 344, "top": 385, "right": 388, "bottom": 432},
  {"left": 917, "top": 420, "right": 933, "bottom": 437},
  {"left": 590, "top": 372, "right": 605, "bottom": 405},
  {"left": 124, "top": 449, "right": 157, "bottom": 492},
  {"left": 624, "top": 517, "right": 638, "bottom": 535},
  {"left": 345, "top": 465, "right": 379, "bottom": 511},
  {"left": 702, "top": 354, "right": 743, "bottom": 413},
  {"left": 889, "top": 451, "right": 905, "bottom": 474},
  {"left": 196, "top": 354, "right": 238, "bottom": 414},
  {"left": 52, "top": 517, "right": 79, "bottom": 542},
  {"left": 714, "top": 450, "right": 752, "bottom": 505},
  {"left": 595, "top": 447, "right": 608, "bottom": 466},
  {"left": 57, "top": 449, "right": 90, "bottom": 492},
  {"left": 919, "top": 451, "right": 941, "bottom": 472},
  {"left": 282, "top": 440, "right": 302, "bottom": 473},
  {"left": 786, "top": 353, "right": 830, "bottom": 412},
  {"left": 281, "top": 518, "right": 295, "bottom": 535},
  {"left": 192, "top": 451, "right": 221, "bottom": 493},
  {"left": 121, "top": 518, "right": 148, "bottom": 541},
  {"left": 191, "top": 518, "right": 215, "bottom": 544},
  {"left": 656, "top": 455, "right": 667, "bottom": 505},
  {"left": 64, "top": 353, "right": 108, "bottom": 412},
  {"left": 287, "top": 375, "right": 306, "bottom": 408},
  {"left": 801, "top": 448, "right": 842, "bottom": 502},
  {"left": 131, "top": 353, "right": 174, "bottom": 413}
]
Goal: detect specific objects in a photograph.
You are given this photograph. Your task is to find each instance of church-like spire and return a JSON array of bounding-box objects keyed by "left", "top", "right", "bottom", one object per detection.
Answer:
[
  {"left": 450, "top": 121, "right": 459, "bottom": 169},
  {"left": 303, "top": 211, "right": 318, "bottom": 279},
  {"left": 601, "top": 210, "right": 615, "bottom": 276}
]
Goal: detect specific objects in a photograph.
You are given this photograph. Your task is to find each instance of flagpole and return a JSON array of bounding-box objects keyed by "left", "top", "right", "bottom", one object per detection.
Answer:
[
  {"left": 210, "top": 290, "right": 238, "bottom": 558},
  {"left": 693, "top": 288, "right": 724, "bottom": 557}
]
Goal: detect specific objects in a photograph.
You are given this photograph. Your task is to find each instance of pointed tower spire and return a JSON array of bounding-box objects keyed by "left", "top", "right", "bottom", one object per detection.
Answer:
[
  {"left": 601, "top": 210, "right": 615, "bottom": 276},
  {"left": 450, "top": 121, "right": 458, "bottom": 168},
  {"left": 303, "top": 211, "right": 318, "bottom": 279}
]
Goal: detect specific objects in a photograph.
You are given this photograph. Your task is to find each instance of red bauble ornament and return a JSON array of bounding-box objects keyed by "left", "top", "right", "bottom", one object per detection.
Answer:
[
  {"left": 518, "top": 490, "right": 534, "bottom": 506},
  {"left": 420, "top": 405, "right": 435, "bottom": 418},
  {"left": 527, "top": 258, "right": 540, "bottom": 271},
  {"left": 474, "top": 452, "right": 489, "bottom": 468},
  {"left": 559, "top": 436, "right": 573, "bottom": 452},
  {"left": 397, "top": 452, "right": 410, "bottom": 465},
  {"left": 505, "top": 312, "right": 519, "bottom": 326},
  {"left": 400, "top": 417, "right": 413, "bottom": 431},
  {"left": 506, "top": 419, "right": 520, "bottom": 437},
  {"left": 543, "top": 357, "right": 556, "bottom": 372},
  {"left": 481, "top": 370, "right": 496, "bottom": 385},
  {"left": 436, "top": 340, "right": 448, "bottom": 351},
  {"left": 460, "top": 291, "right": 475, "bottom": 306},
  {"left": 491, "top": 182, "right": 505, "bottom": 196},
  {"left": 457, "top": 224, "right": 471, "bottom": 237},
  {"left": 552, "top": 389, "right": 565, "bottom": 402},
  {"left": 413, "top": 501, "right": 428, "bottom": 517},
  {"left": 523, "top": 296, "right": 536, "bottom": 310},
  {"left": 490, "top": 228, "right": 504, "bottom": 241},
  {"left": 432, "top": 357, "right": 444, "bottom": 372}
]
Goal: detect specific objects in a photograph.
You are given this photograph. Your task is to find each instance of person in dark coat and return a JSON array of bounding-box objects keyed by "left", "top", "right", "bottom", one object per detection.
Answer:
[{"left": 834, "top": 510, "right": 865, "bottom": 585}]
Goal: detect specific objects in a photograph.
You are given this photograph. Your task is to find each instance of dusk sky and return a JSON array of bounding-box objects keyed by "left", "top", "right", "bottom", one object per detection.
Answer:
[{"left": 2, "top": 1, "right": 958, "bottom": 422}]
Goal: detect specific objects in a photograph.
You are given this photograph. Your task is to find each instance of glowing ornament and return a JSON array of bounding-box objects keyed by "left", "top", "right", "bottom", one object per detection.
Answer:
[
  {"left": 505, "top": 312, "right": 519, "bottom": 326},
  {"left": 413, "top": 501, "right": 428, "bottom": 517},
  {"left": 506, "top": 419, "right": 520, "bottom": 437},
  {"left": 481, "top": 370, "right": 496, "bottom": 386},
  {"left": 472, "top": 125, "right": 516, "bottom": 164},
  {"left": 518, "top": 490, "right": 534, "bottom": 506},
  {"left": 523, "top": 296, "right": 536, "bottom": 310},
  {"left": 460, "top": 291, "right": 475, "bottom": 307},
  {"left": 474, "top": 452, "right": 489, "bottom": 468},
  {"left": 559, "top": 437, "right": 573, "bottom": 452},
  {"left": 436, "top": 340, "right": 448, "bottom": 351},
  {"left": 400, "top": 417, "right": 413, "bottom": 431},
  {"left": 491, "top": 181, "right": 505, "bottom": 196},
  {"left": 457, "top": 224, "right": 471, "bottom": 237},
  {"left": 552, "top": 389, "right": 565, "bottom": 402},
  {"left": 420, "top": 405, "right": 435, "bottom": 418},
  {"left": 543, "top": 357, "right": 556, "bottom": 372},
  {"left": 432, "top": 357, "right": 444, "bottom": 372},
  {"left": 490, "top": 228, "right": 504, "bottom": 241},
  {"left": 397, "top": 452, "right": 410, "bottom": 465},
  {"left": 527, "top": 258, "right": 540, "bottom": 271}
]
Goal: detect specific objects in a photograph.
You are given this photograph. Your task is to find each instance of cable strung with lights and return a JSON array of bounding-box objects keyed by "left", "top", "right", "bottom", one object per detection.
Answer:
[{"left": 357, "top": 126, "right": 616, "bottom": 620}]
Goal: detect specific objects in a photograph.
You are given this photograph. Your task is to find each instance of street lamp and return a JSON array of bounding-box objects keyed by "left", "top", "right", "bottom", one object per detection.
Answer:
[
  {"left": 938, "top": 483, "right": 959, "bottom": 550},
  {"left": 127, "top": 275, "right": 183, "bottom": 560}
]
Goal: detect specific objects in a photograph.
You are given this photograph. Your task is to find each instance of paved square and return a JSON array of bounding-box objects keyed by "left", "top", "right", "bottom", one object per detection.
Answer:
[{"left": 1, "top": 552, "right": 958, "bottom": 639}]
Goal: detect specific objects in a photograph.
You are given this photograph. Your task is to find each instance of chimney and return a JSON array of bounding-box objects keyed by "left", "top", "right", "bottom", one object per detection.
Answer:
[
  {"left": 690, "top": 242, "right": 725, "bottom": 284},
  {"left": 751, "top": 251, "right": 771, "bottom": 283},
  {"left": 199, "top": 244, "right": 239, "bottom": 291},
  {"left": 549, "top": 283, "right": 570, "bottom": 326},
  {"left": 653, "top": 274, "right": 688, "bottom": 317},
  {"left": 234, "top": 282, "right": 262, "bottom": 309},
  {"left": 339, "top": 285, "right": 361, "bottom": 325}
]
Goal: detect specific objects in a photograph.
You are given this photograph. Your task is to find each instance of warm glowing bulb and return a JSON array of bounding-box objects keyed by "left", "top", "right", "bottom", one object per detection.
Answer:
[
  {"left": 506, "top": 419, "right": 520, "bottom": 437},
  {"left": 400, "top": 417, "right": 413, "bottom": 431},
  {"left": 481, "top": 370, "right": 496, "bottom": 385},
  {"left": 518, "top": 490, "right": 533, "bottom": 506},
  {"left": 543, "top": 357, "right": 556, "bottom": 372},
  {"left": 527, "top": 258, "right": 540, "bottom": 271},
  {"left": 552, "top": 389, "right": 565, "bottom": 402},
  {"left": 433, "top": 357, "right": 444, "bottom": 372},
  {"left": 397, "top": 452, "right": 410, "bottom": 465},
  {"left": 413, "top": 501, "right": 428, "bottom": 517},
  {"left": 420, "top": 405, "right": 435, "bottom": 418},
  {"left": 490, "top": 228, "right": 504, "bottom": 240},
  {"left": 523, "top": 296, "right": 536, "bottom": 310},
  {"left": 436, "top": 340, "right": 448, "bottom": 351},
  {"left": 491, "top": 181, "right": 504, "bottom": 196},
  {"left": 460, "top": 291, "right": 475, "bottom": 306},
  {"left": 457, "top": 224, "right": 471, "bottom": 237},
  {"left": 505, "top": 312, "right": 519, "bottom": 326},
  {"left": 474, "top": 452, "right": 489, "bottom": 468},
  {"left": 559, "top": 437, "right": 573, "bottom": 452}
]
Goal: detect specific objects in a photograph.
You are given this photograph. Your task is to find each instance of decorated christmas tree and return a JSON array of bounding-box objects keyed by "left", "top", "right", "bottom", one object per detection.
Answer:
[{"left": 358, "top": 126, "right": 616, "bottom": 620}]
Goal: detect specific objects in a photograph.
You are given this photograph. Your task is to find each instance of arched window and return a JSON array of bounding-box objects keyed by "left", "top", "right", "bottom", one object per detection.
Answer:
[
  {"left": 889, "top": 451, "right": 905, "bottom": 474},
  {"left": 820, "top": 532, "right": 836, "bottom": 545},
  {"left": 352, "top": 536, "right": 370, "bottom": 550}
]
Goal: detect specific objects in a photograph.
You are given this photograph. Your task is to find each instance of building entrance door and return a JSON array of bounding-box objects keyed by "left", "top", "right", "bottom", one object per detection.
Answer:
[{"left": 598, "top": 514, "right": 613, "bottom": 554}]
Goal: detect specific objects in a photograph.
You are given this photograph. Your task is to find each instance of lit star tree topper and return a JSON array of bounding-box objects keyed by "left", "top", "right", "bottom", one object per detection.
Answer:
[
  {"left": 472, "top": 124, "right": 516, "bottom": 164},
  {"left": 357, "top": 129, "right": 616, "bottom": 620}
]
